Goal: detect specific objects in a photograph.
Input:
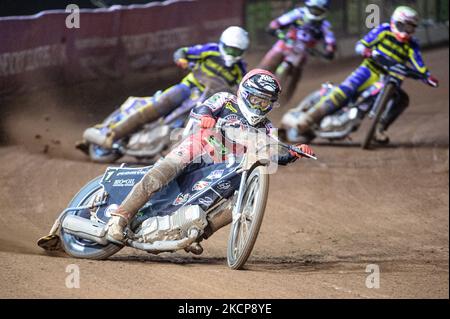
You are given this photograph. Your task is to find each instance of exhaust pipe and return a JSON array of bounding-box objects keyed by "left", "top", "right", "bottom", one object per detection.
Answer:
[
  {"left": 62, "top": 215, "right": 109, "bottom": 245},
  {"left": 315, "top": 125, "right": 354, "bottom": 140},
  {"left": 62, "top": 215, "right": 201, "bottom": 252},
  {"left": 127, "top": 228, "right": 200, "bottom": 253}
]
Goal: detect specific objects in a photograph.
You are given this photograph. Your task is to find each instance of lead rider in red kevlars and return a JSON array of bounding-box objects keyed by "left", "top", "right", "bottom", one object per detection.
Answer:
[{"left": 105, "top": 69, "right": 315, "bottom": 244}]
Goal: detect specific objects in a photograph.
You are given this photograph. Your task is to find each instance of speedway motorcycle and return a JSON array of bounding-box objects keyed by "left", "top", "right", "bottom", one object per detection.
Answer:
[
  {"left": 270, "top": 30, "right": 333, "bottom": 104},
  {"left": 76, "top": 69, "right": 232, "bottom": 163},
  {"left": 38, "top": 124, "right": 317, "bottom": 270},
  {"left": 281, "top": 53, "right": 428, "bottom": 149}
]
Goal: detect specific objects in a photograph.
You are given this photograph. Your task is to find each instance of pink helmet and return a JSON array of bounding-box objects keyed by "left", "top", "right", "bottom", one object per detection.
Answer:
[{"left": 237, "top": 69, "right": 282, "bottom": 125}]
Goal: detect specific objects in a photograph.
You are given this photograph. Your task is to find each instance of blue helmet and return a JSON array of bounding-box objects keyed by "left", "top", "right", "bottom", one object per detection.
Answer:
[{"left": 304, "top": 0, "right": 330, "bottom": 21}]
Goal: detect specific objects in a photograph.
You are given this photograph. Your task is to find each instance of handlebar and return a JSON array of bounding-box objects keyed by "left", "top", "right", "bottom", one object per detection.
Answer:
[
  {"left": 282, "top": 142, "right": 318, "bottom": 161},
  {"left": 212, "top": 119, "right": 318, "bottom": 161},
  {"left": 370, "top": 53, "right": 427, "bottom": 81}
]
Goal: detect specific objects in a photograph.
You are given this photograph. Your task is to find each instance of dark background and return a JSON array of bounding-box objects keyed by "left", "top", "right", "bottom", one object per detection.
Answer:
[
  {"left": 2, "top": 0, "right": 448, "bottom": 48},
  {"left": 0, "top": 0, "right": 164, "bottom": 16}
]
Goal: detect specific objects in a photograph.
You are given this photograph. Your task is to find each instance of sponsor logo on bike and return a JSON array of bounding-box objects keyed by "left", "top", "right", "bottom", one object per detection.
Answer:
[
  {"left": 117, "top": 170, "right": 147, "bottom": 176},
  {"left": 113, "top": 179, "right": 135, "bottom": 187},
  {"left": 217, "top": 181, "right": 231, "bottom": 190},
  {"left": 206, "top": 169, "right": 224, "bottom": 180},
  {"left": 173, "top": 193, "right": 190, "bottom": 206},
  {"left": 192, "top": 180, "right": 210, "bottom": 191},
  {"left": 199, "top": 196, "right": 214, "bottom": 206}
]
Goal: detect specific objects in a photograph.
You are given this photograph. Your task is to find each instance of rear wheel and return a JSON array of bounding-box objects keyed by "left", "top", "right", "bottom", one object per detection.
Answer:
[
  {"left": 362, "top": 83, "right": 395, "bottom": 150},
  {"left": 227, "top": 166, "right": 269, "bottom": 270},
  {"left": 60, "top": 176, "right": 123, "bottom": 259}
]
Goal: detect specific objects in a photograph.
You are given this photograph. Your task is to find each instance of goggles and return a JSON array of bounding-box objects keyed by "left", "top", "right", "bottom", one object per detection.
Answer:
[
  {"left": 308, "top": 6, "right": 327, "bottom": 16},
  {"left": 395, "top": 21, "right": 417, "bottom": 34},
  {"left": 222, "top": 45, "right": 245, "bottom": 57},
  {"left": 247, "top": 94, "right": 273, "bottom": 111}
]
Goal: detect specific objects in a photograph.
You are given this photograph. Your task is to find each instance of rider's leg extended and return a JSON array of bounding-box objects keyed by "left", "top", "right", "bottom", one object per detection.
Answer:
[
  {"left": 106, "top": 131, "right": 207, "bottom": 243},
  {"left": 374, "top": 89, "right": 410, "bottom": 144},
  {"left": 295, "top": 87, "right": 349, "bottom": 134},
  {"left": 106, "top": 156, "right": 184, "bottom": 243},
  {"left": 85, "top": 83, "right": 191, "bottom": 148},
  {"left": 296, "top": 65, "right": 379, "bottom": 134}
]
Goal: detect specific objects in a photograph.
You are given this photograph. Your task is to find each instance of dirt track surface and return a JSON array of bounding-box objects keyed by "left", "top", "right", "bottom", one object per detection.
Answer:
[{"left": 0, "top": 48, "right": 448, "bottom": 299}]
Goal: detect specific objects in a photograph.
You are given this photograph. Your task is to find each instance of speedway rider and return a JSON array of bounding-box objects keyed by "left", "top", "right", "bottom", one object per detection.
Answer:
[
  {"left": 105, "top": 69, "right": 315, "bottom": 244},
  {"left": 82, "top": 26, "right": 250, "bottom": 149},
  {"left": 294, "top": 6, "right": 439, "bottom": 143},
  {"left": 259, "top": 0, "right": 336, "bottom": 74}
]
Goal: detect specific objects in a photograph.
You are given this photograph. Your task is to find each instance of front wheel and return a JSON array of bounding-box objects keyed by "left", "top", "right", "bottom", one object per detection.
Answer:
[
  {"left": 361, "top": 83, "right": 395, "bottom": 150},
  {"left": 227, "top": 166, "right": 269, "bottom": 270}
]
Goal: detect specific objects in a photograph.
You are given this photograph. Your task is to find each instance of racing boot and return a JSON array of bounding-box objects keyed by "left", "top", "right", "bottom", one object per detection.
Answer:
[
  {"left": 84, "top": 85, "right": 189, "bottom": 149},
  {"left": 105, "top": 210, "right": 131, "bottom": 245},
  {"left": 296, "top": 88, "right": 348, "bottom": 134},
  {"left": 373, "top": 122, "right": 390, "bottom": 145},
  {"left": 184, "top": 242, "right": 204, "bottom": 255},
  {"left": 105, "top": 156, "right": 184, "bottom": 244},
  {"left": 82, "top": 103, "right": 161, "bottom": 149},
  {"left": 75, "top": 140, "right": 90, "bottom": 155}
]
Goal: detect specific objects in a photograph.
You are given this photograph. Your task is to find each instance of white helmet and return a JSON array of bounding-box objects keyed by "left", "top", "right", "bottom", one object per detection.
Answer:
[
  {"left": 304, "top": 0, "right": 330, "bottom": 22},
  {"left": 391, "top": 6, "right": 419, "bottom": 42},
  {"left": 219, "top": 26, "right": 249, "bottom": 67}
]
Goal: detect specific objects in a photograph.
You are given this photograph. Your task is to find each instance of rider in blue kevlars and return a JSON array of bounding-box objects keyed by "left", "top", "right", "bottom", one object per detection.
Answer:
[
  {"left": 83, "top": 26, "right": 250, "bottom": 149},
  {"left": 294, "top": 6, "right": 439, "bottom": 143}
]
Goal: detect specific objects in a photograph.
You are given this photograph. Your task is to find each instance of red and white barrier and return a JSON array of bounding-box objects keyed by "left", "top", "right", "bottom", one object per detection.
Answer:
[{"left": 0, "top": 0, "right": 244, "bottom": 94}]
